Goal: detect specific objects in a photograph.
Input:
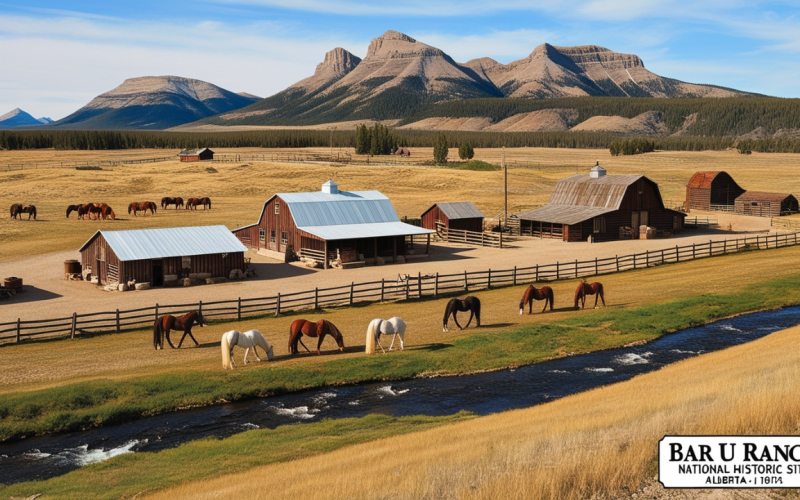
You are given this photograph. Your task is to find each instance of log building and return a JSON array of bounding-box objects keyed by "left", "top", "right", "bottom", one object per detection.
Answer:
[
  {"left": 734, "top": 191, "right": 799, "bottom": 217},
  {"left": 421, "top": 202, "right": 485, "bottom": 233},
  {"left": 685, "top": 171, "right": 745, "bottom": 211}
]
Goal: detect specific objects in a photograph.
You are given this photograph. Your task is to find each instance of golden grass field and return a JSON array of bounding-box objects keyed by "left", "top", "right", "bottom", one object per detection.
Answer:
[
  {"left": 3, "top": 147, "right": 800, "bottom": 261},
  {"left": 143, "top": 321, "right": 800, "bottom": 500}
]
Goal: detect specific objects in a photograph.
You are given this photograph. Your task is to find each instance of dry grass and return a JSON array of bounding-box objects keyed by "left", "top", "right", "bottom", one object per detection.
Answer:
[
  {"left": 2, "top": 147, "right": 800, "bottom": 260},
  {"left": 142, "top": 322, "right": 800, "bottom": 500},
  {"left": 4, "top": 245, "right": 800, "bottom": 394}
]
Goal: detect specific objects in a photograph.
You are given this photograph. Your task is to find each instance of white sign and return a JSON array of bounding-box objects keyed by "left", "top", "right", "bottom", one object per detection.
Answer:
[{"left": 660, "top": 436, "right": 800, "bottom": 488}]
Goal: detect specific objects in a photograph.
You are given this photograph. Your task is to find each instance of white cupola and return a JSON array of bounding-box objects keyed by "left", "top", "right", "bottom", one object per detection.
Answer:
[
  {"left": 322, "top": 179, "right": 339, "bottom": 194},
  {"left": 589, "top": 160, "right": 606, "bottom": 178}
]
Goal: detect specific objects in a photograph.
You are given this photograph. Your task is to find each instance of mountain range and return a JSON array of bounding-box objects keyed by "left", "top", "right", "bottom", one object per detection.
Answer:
[{"left": 0, "top": 108, "right": 53, "bottom": 129}]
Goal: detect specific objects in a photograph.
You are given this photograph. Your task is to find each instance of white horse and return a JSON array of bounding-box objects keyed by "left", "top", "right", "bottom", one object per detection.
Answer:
[
  {"left": 365, "top": 317, "right": 406, "bottom": 355},
  {"left": 220, "top": 329, "right": 274, "bottom": 370}
]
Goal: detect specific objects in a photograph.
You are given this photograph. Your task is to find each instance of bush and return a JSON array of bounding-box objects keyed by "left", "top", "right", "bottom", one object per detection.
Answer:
[
  {"left": 458, "top": 142, "right": 474, "bottom": 160},
  {"left": 433, "top": 133, "right": 449, "bottom": 164}
]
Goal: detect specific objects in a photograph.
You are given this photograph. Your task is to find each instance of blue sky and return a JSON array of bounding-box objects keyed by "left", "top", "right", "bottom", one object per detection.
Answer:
[{"left": 2, "top": 1, "right": 799, "bottom": 119}]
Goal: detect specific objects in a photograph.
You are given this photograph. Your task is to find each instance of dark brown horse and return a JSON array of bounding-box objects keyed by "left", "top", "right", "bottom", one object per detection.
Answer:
[
  {"left": 99, "top": 204, "right": 116, "bottom": 220},
  {"left": 161, "top": 197, "right": 184, "bottom": 209},
  {"left": 288, "top": 319, "right": 345, "bottom": 355},
  {"left": 574, "top": 282, "right": 605, "bottom": 309},
  {"left": 153, "top": 310, "right": 207, "bottom": 349},
  {"left": 76, "top": 204, "right": 92, "bottom": 219},
  {"left": 88, "top": 204, "right": 103, "bottom": 220},
  {"left": 185, "top": 198, "right": 199, "bottom": 211},
  {"left": 10, "top": 204, "right": 36, "bottom": 220},
  {"left": 443, "top": 296, "right": 481, "bottom": 332},
  {"left": 519, "top": 285, "right": 554, "bottom": 314},
  {"left": 66, "top": 204, "right": 85, "bottom": 218},
  {"left": 129, "top": 201, "right": 157, "bottom": 216},
  {"left": 198, "top": 197, "right": 211, "bottom": 210}
]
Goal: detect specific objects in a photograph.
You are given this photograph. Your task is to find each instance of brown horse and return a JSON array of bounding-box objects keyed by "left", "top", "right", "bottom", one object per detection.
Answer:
[
  {"left": 76, "top": 204, "right": 92, "bottom": 219},
  {"left": 153, "top": 310, "right": 206, "bottom": 349},
  {"left": 99, "top": 204, "right": 116, "bottom": 220},
  {"left": 288, "top": 319, "right": 345, "bottom": 355},
  {"left": 519, "top": 285, "right": 554, "bottom": 314},
  {"left": 161, "top": 197, "right": 184, "bottom": 209},
  {"left": 88, "top": 204, "right": 103, "bottom": 220},
  {"left": 185, "top": 198, "right": 199, "bottom": 211},
  {"left": 129, "top": 201, "right": 156, "bottom": 216},
  {"left": 198, "top": 197, "right": 211, "bottom": 210},
  {"left": 10, "top": 204, "right": 36, "bottom": 220},
  {"left": 66, "top": 204, "right": 85, "bottom": 218},
  {"left": 574, "top": 282, "right": 605, "bottom": 309},
  {"left": 442, "top": 296, "right": 481, "bottom": 332}
]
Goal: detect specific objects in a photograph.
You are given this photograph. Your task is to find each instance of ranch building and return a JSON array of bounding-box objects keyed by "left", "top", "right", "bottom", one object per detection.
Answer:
[
  {"left": 79, "top": 225, "right": 246, "bottom": 286},
  {"left": 516, "top": 163, "right": 685, "bottom": 242},
  {"left": 685, "top": 171, "right": 745, "bottom": 212},
  {"left": 734, "top": 191, "right": 799, "bottom": 218},
  {"left": 233, "top": 180, "right": 434, "bottom": 269},
  {"left": 421, "top": 202, "right": 485, "bottom": 233},
  {"left": 177, "top": 148, "right": 214, "bottom": 162}
]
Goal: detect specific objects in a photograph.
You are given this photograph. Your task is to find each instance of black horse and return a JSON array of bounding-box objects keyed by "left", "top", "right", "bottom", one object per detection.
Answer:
[
  {"left": 442, "top": 296, "right": 481, "bottom": 332},
  {"left": 153, "top": 310, "right": 206, "bottom": 349}
]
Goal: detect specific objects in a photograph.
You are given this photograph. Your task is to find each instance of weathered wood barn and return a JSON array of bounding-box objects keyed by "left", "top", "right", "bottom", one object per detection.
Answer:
[
  {"left": 421, "top": 202, "right": 485, "bottom": 233},
  {"left": 233, "top": 180, "right": 434, "bottom": 268},
  {"left": 177, "top": 148, "right": 214, "bottom": 162},
  {"left": 79, "top": 225, "right": 246, "bottom": 286},
  {"left": 734, "top": 191, "right": 799, "bottom": 217},
  {"left": 685, "top": 171, "right": 745, "bottom": 212},
  {"left": 516, "top": 163, "right": 685, "bottom": 242}
]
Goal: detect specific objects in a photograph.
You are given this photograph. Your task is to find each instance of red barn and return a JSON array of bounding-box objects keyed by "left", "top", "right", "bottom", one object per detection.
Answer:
[
  {"left": 177, "top": 148, "right": 214, "bottom": 162},
  {"left": 685, "top": 171, "right": 745, "bottom": 212},
  {"left": 421, "top": 202, "right": 485, "bottom": 233}
]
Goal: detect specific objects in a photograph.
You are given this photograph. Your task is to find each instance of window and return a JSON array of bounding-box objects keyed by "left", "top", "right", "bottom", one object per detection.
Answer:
[
  {"left": 281, "top": 231, "right": 288, "bottom": 245},
  {"left": 259, "top": 228, "right": 265, "bottom": 242},
  {"left": 673, "top": 216, "right": 680, "bottom": 230},
  {"left": 593, "top": 217, "right": 606, "bottom": 234},
  {"left": 274, "top": 201, "right": 280, "bottom": 215},
  {"left": 270, "top": 230, "right": 276, "bottom": 243}
]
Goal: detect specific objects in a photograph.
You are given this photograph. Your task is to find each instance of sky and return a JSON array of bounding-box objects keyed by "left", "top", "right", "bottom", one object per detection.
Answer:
[{"left": 2, "top": 1, "right": 800, "bottom": 120}]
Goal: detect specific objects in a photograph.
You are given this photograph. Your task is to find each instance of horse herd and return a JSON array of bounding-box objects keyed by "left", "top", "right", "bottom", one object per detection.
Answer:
[
  {"left": 153, "top": 280, "right": 605, "bottom": 371},
  {"left": 9, "top": 204, "right": 37, "bottom": 220},
  {"left": 160, "top": 197, "right": 212, "bottom": 211},
  {"left": 8, "top": 197, "right": 213, "bottom": 221}
]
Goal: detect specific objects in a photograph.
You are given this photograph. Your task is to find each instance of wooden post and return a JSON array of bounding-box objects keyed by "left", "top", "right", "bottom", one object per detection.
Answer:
[
  {"left": 594, "top": 257, "right": 598, "bottom": 276},
  {"left": 16, "top": 318, "right": 21, "bottom": 343},
  {"left": 315, "top": 287, "right": 319, "bottom": 309},
  {"left": 535, "top": 264, "right": 539, "bottom": 282},
  {"left": 481, "top": 232, "right": 484, "bottom": 246},
  {"left": 116, "top": 309, "right": 120, "bottom": 332},
  {"left": 199, "top": 300, "right": 203, "bottom": 314},
  {"left": 633, "top": 253, "right": 637, "bottom": 269},
  {"left": 405, "top": 279, "right": 409, "bottom": 300},
  {"left": 350, "top": 282, "right": 355, "bottom": 305},
  {"left": 723, "top": 240, "right": 726, "bottom": 254},
  {"left": 426, "top": 233, "right": 430, "bottom": 255},
  {"left": 646, "top": 250, "right": 649, "bottom": 267},
  {"left": 488, "top": 268, "right": 492, "bottom": 289},
  {"left": 71, "top": 312, "right": 77, "bottom": 339},
  {"left": 556, "top": 261, "right": 560, "bottom": 280},
  {"left": 616, "top": 255, "right": 619, "bottom": 272},
  {"left": 661, "top": 248, "right": 665, "bottom": 264},
  {"left": 709, "top": 240, "right": 712, "bottom": 256},
  {"left": 464, "top": 270, "right": 468, "bottom": 290},
  {"left": 513, "top": 266, "right": 517, "bottom": 286},
  {"left": 418, "top": 272, "right": 422, "bottom": 298},
  {"left": 676, "top": 245, "right": 679, "bottom": 262},
  {"left": 575, "top": 259, "right": 578, "bottom": 278},
  {"left": 499, "top": 230, "right": 503, "bottom": 249},
  {"left": 434, "top": 273, "right": 439, "bottom": 296},
  {"left": 692, "top": 243, "right": 696, "bottom": 259},
  {"left": 276, "top": 293, "right": 281, "bottom": 316},
  {"left": 155, "top": 303, "right": 159, "bottom": 322},
  {"left": 380, "top": 280, "right": 384, "bottom": 303},
  {"left": 237, "top": 298, "right": 242, "bottom": 320},
  {"left": 324, "top": 240, "right": 328, "bottom": 269}
]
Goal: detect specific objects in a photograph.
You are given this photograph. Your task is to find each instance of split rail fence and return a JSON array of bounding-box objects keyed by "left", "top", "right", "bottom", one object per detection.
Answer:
[
  {"left": 2, "top": 231, "right": 799, "bottom": 345},
  {"left": 1, "top": 157, "right": 174, "bottom": 172}
]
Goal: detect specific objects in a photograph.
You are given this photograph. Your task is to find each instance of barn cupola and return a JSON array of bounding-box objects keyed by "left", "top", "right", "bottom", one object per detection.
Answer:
[
  {"left": 322, "top": 179, "right": 339, "bottom": 194},
  {"left": 590, "top": 160, "right": 606, "bottom": 178}
]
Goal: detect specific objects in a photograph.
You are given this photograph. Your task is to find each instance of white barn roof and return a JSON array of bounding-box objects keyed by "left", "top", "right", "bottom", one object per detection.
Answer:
[{"left": 79, "top": 225, "right": 246, "bottom": 261}]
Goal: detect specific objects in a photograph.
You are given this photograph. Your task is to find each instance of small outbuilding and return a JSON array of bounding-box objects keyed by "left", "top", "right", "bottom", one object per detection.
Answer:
[
  {"left": 734, "top": 191, "right": 799, "bottom": 218},
  {"left": 685, "top": 171, "right": 745, "bottom": 212},
  {"left": 178, "top": 148, "right": 214, "bottom": 162},
  {"left": 79, "top": 225, "right": 246, "bottom": 286},
  {"left": 421, "top": 202, "right": 485, "bottom": 233}
]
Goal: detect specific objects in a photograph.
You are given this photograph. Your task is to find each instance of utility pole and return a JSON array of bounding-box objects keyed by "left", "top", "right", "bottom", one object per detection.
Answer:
[
  {"left": 329, "top": 127, "right": 333, "bottom": 161},
  {"left": 502, "top": 146, "right": 507, "bottom": 230}
]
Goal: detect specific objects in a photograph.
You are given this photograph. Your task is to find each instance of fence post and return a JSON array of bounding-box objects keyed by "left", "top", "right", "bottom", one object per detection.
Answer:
[
  {"left": 676, "top": 245, "right": 679, "bottom": 262},
  {"left": 405, "top": 279, "right": 409, "bottom": 300},
  {"left": 199, "top": 300, "right": 203, "bottom": 314},
  {"left": 70, "top": 312, "right": 77, "bottom": 339},
  {"left": 633, "top": 253, "right": 636, "bottom": 269},
  {"left": 556, "top": 261, "right": 560, "bottom": 280},
  {"left": 535, "top": 264, "right": 539, "bottom": 282},
  {"left": 276, "top": 293, "right": 281, "bottom": 316},
  {"left": 116, "top": 309, "right": 120, "bottom": 332},
  {"left": 513, "top": 266, "right": 517, "bottom": 286},
  {"left": 464, "top": 270, "right": 468, "bottom": 290},
  {"left": 723, "top": 240, "right": 726, "bottom": 254},
  {"left": 575, "top": 259, "right": 578, "bottom": 278},
  {"left": 709, "top": 240, "right": 712, "bottom": 256},
  {"left": 350, "top": 282, "right": 355, "bottom": 305},
  {"left": 16, "top": 318, "right": 21, "bottom": 343},
  {"left": 237, "top": 298, "right": 242, "bottom": 320},
  {"left": 500, "top": 230, "right": 503, "bottom": 249},
  {"left": 155, "top": 303, "right": 159, "bottom": 322},
  {"left": 692, "top": 243, "right": 696, "bottom": 259},
  {"left": 646, "top": 250, "right": 649, "bottom": 267},
  {"left": 434, "top": 273, "right": 439, "bottom": 296},
  {"left": 615, "top": 255, "right": 619, "bottom": 272},
  {"left": 380, "top": 280, "right": 384, "bottom": 303},
  {"left": 418, "top": 272, "right": 422, "bottom": 298},
  {"left": 594, "top": 257, "right": 598, "bottom": 275},
  {"left": 315, "top": 287, "right": 320, "bottom": 309}
]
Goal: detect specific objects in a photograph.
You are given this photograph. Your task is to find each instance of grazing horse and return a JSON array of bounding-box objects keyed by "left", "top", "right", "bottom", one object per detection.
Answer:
[
  {"left": 288, "top": 319, "right": 344, "bottom": 355},
  {"left": 88, "top": 204, "right": 103, "bottom": 220},
  {"left": 76, "top": 204, "right": 92, "bottom": 219},
  {"left": 10, "top": 204, "right": 36, "bottom": 220},
  {"left": 161, "top": 197, "right": 184, "bottom": 209},
  {"left": 153, "top": 310, "right": 206, "bottom": 349},
  {"left": 365, "top": 317, "right": 406, "bottom": 354},
  {"left": 519, "top": 285, "right": 554, "bottom": 314},
  {"left": 10, "top": 204, "right": 21, "bottom": 219},
  {"left": 574, "top": 282, "right": 605, "bottom": 310},
  {"left": 442, "top": 296, "right": 481, "bottom": 332},
  {"left": 99, "top": 204, "right": 116, "bottom": 220},
  {"left": 128, "top": 201, "right": 156, "bottom": 216},
  {"left": 185, "top": 198, "right": 199, "bottom": 211},
  {"left": 220, "top": 329, "right": 274, "bottom": 370},
  {"left": 66, "top": 204, "right": 85, "bottom": 218},
  {"left": 199, "top": 197, "right": 211, "bottom": 210}
]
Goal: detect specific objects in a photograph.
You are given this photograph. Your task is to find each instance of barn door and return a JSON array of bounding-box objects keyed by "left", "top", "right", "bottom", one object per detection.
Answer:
[
  {"left": 152, "top": 260, "right": 164, "bottom": 287},
  {"left": 631, "top": 212, "right": 640, "bottom": 238}
]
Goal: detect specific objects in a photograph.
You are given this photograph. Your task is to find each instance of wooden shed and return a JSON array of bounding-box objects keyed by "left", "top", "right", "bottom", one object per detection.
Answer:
[
  {"left": 233, "top": 180, "right": 435, "bottom": 269},
  {"left": 421, "top": 202, "right": 485, "bottom": 233},
  {"left": 516, "top": 163, "right": 685, "bottom": 242},
  {"left": 685, "top": 171, "right": 745, "bottom": 212},
  {"left": 178, "top": 148, "right": 214, "bottom": 162},
  {"left": 79, "top": 225, "right": 246, "bottom": 286},
  {"left": 734, "top": 191, "right": 799, "bottom": 218}
]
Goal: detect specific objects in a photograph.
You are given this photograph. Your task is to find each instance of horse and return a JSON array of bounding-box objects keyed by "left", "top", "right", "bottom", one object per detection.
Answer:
[
  {"left": 161, "top": 197, "right": 184, "bottom": 209},
  {"left": 128, "top": 201, "right": 156, "bottom": 216},
  {"left": 365, "top": 317, "right": 406, "bottom": 354},
  {"left": 152, "top": 310, "right": 206, "bottom": 349},
  {"left": 220, "top": 329, "right": 274, "bottom": 370},
  {"left": 10, "top": 204, "right": 21, "bottom": 219},
  {"left": 185, "top": 198, "right": 198, "bottom": 211},
  {"left": 10, "top": 204, "right": 36, "bottom": 220},
  {"left": 88, "top": 204, "right": 103, "bottom": 220},
  {"left": 574, "top": 282, "right": 605, "bottom": 310},
  {"left": 519, "top": 285, "right": 554, "bottom": 314},
  {"left": 66, "top": 204, "right": 85, "bottom": 218},
  {"left": 199, "top": 197, "right": 211, "bottom": 210},
  {"left": 288, "top": 319, "right": 344, "bottom": 355},
  {"left": 99, "top": 204, "right": 116, "bottom": 220},
  {"left": 442, "top": 296, "right": 481, "bottom": 332}
]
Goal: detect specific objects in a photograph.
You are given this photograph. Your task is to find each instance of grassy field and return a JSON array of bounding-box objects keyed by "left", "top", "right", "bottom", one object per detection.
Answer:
[
  {"left": 2, "top": 147, "right": 800, "bottom": 260},
  {"left": 3, "top": 245, "right": 800, "bottom": 442}
]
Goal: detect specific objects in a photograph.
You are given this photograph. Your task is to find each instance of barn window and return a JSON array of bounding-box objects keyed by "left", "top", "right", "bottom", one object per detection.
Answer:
[
  {"left": 182, "top": 256, "right": 191, "bottom": 269},
  {"left": 673, "top": 216, "right": 679, "bottom": 230},
  {"left": 259, "top": 228, "right": 265, "bottom": 242},
  {"left": 270, "top": 230, "right": 276, "bottom": 243},
  {"left": 593, "top": 217, "right": 606, "bottom": 234},
  {"left": 281, "top": 231, "right": 288, "bottom": 245},
  {"left": 274, "top": 201, "right": 280, "bottom": 215}
]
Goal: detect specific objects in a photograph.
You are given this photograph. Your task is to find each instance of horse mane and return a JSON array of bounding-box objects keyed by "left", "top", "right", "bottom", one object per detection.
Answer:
[{"left": 324, "top": 319, "right": 342, "bottom": 340}]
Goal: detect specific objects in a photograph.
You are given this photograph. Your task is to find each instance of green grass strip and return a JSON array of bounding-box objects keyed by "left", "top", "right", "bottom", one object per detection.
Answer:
[
  {"left": 2, "top": 274, "right": 800, "bottom": 442},
  {"left": 0, "top": 412, "right": 475, "bottom": 499}
]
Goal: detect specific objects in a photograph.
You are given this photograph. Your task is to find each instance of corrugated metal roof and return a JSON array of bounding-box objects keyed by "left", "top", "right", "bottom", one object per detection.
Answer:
[
  {"left": 736, "top": 191, "right": 796, "bottom": 203},
  {"left": 298, "top": 222, "right": 434, "bottom": 240},
  {"left": 426, "top": 202, "right": 485, "bottom": 220},
  {"left": 516, "top": 205, "right": 618, "bottom": 225},
  {"left": 178, "top": 148, "right": 212, "bottom": 156},
  {"left": 548, "top": 174, "right": 644, "bottom": 209},
  {"left": 278, "top": 190, "right": 400, "bottom": 227},
  {"left": 79, "top": 225, "right": 246, "bottom": 262}
]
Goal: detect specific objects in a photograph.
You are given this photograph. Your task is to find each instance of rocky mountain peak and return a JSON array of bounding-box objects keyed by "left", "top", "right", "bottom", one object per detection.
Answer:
[{"left": 316, "top": 48, "right": 361, "bottom": 76}]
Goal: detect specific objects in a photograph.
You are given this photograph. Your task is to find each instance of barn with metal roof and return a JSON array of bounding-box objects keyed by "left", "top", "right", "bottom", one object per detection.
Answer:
[
  {"left": 516, "top": 163, "right": 685, "bottom": 242},
  {"left": 233, "top": 180, "right": 434, "bottom": 268},
  {"left": 421, "top": 202, "right": 485, "bottom": 233},
  {"left": 734, "top": 191, "right": 799, "bottom": 218},
  {"left": 177, "top": 148, "right": 214, "bottom": 162},
  {"left": 79, "top": 225, "right": 246, "bottom": 286},
  {"left": 685, "top": 171, "right": 745, "bottom": 211}
]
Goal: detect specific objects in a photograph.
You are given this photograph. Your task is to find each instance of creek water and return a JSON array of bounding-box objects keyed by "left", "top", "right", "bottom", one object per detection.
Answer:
[{"left": 2, "top": 306, "right": 799, "bottom": 484}]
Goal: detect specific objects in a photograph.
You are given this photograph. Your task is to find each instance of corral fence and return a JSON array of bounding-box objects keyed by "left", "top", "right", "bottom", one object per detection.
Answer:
[
  {"left": 684, "top": 216, "right": 719, "bottom": 228},
  {"left": 211, "top": 152, "right": 423, "bottom": 167},
  {"left": 2, "top": 231, "right": 799, "bottom": 345},
  {"left": 771, "top": 218, "right": 800, "bottom": 230},
  {"left": 434, "top": 222, "right": 506, "bottom": 248},
  {"left": 0, "top": 157, "right": 174, "bottom": 172}
]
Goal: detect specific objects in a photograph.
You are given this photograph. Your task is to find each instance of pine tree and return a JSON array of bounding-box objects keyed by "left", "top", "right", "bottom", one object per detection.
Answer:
[
  {"left": 433, "top": 133, "right": 449, "bottom": 164},
  {"left": 458, "top": 142, "right": 474, "bottom": 160},
  {"left": 355, "top": 124, "right": 371, "bottom": 155}
]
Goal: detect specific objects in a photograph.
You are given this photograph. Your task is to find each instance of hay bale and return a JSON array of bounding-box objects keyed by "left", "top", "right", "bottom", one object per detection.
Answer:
[
  {"left": 182, "top": 278, "right": 204, "bottom": 287},
  {"left": 375, "top": 256, "right": 385, "bottom": 266},
  {"left": 395, "top": 255, "right": 406, "bottom": 264},
  {"left": 206, "top": 277, "right": 227, "bottom": 284},
  {"left": 118, "top": 284, "right": 129, "bottom": 291},
  {"left": 134, "top": 282, "right": 151, "bottom": 291}
]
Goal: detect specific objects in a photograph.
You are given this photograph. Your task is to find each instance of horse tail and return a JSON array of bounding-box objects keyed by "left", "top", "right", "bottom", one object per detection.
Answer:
[
  {"left": 221, "top": 331, "right": 233, "bottom": 369},
  {"left": 109, "top": 209, "right": 115, "bottom": 220},
  {"left": 442, "top": 299, "right": 452, "bottom": 329},
  {"left": 153, "top": 319, "right": 163, "bottom": 350},
  {"left": 519, "top": 286, "right": 530, "bottom": 314},
  {"left": 128, "top": 203, "right": 133, "bottom": 215},
  {"left": 365, "top": 319, "right": 378, "bottom": 355},
  {"left": 547, "top": 286, "right": 554, "bottom": 311},
  {"left": 31, "top": 206, "right": 36, "bottom": 220}
]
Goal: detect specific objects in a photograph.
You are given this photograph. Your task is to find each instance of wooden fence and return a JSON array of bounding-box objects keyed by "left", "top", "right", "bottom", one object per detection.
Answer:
[
  {"left": 436, "top": 226, "right": 505, "bottom": 248},
  {"left": 684, "top": 216, "right": 719, "bottom": 228},
  {"left": 1, "top": 157, "right": 174, "bottom": 172},
  {"left": 2, "top": 231, "right": 799, "bottom": 345}
]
